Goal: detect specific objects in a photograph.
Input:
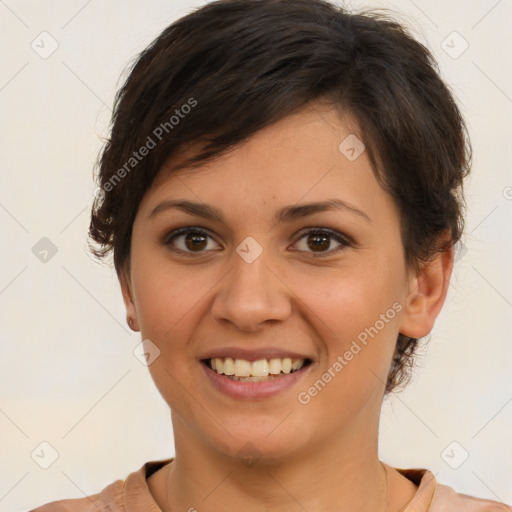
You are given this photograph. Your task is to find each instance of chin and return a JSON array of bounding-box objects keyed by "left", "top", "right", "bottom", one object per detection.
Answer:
[{"left": 208, "top": 422, "right": 309, "bottom": 465}]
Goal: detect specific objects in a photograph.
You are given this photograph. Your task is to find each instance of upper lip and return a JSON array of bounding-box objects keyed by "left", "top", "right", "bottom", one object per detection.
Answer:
[{"left": 199, "top": 346, "right": 314, "bottom": 363}]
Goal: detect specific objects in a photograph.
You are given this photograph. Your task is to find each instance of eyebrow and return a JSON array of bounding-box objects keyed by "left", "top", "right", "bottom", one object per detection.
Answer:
[{"left": 148, "top": 198, "right": 371, "bottom": 224}]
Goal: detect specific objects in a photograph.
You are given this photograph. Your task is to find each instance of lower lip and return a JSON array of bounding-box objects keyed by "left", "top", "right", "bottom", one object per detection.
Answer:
[{"left": 200, "top": 361, "right": 313, "bottom": 400}]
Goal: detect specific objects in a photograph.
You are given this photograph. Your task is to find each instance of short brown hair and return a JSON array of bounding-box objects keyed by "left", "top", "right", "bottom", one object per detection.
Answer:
[{"left": 88, "top": 0, "right": 471, "bottom": 393}]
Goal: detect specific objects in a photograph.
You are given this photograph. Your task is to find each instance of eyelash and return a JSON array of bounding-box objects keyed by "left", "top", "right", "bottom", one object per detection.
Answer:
[{"left": 163, "top": 226, "right": 352, "bottom": 258}]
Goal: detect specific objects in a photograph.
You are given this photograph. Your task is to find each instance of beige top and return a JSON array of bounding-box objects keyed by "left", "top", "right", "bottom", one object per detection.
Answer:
[{"left": 30, "top": 458, "right": 512, "bottom": 512}]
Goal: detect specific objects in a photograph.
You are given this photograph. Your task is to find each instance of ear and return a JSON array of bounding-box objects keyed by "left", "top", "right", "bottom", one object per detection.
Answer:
[
  {"left": 119, "top": 262, "right": 140, "bottom": 332},
  {"left": 399, "top": 233, "right": 454, "bottom": 339}
]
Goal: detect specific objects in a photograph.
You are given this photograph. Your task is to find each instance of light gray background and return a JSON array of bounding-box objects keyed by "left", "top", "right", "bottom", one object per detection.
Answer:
[{"left": 0, "top": 1, "right": 511, "bottom": 510}]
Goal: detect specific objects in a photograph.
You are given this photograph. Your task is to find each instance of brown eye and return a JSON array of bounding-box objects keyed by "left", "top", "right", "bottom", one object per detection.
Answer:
[
  {"left": 163, "top": 226, "right": 351, "bottom": 258},
  {"left": 184, "top": 232, "right": 208, "bottom": 251},
  {"left": 164, "top": 228, "right": 220, "bottom": 255},
  {"left": 292, "top": 228, "right": 350, "bottom": 257},
  {"left": 307, "top": 233, "right": 331, "bottom": 252}
]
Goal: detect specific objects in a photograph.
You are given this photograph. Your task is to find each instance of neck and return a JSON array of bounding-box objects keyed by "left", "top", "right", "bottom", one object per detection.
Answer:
[{"left": 160, "top": 415, "right": 388, "bottom": 512}]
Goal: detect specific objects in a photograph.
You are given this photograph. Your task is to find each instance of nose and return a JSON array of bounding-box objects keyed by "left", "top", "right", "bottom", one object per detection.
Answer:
[{"left": 210, "top": 244, "right": 292, "bottom": 332}]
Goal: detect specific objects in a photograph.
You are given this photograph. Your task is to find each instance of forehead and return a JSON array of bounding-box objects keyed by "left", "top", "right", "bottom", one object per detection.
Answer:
[{"left": 138, "top": 103, "right": 394, "bottom": 225}]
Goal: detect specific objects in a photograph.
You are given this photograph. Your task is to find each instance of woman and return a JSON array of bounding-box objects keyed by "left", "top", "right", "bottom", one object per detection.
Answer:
[{"left": 31, "top": 0, "right": 511, "bottom": 510}]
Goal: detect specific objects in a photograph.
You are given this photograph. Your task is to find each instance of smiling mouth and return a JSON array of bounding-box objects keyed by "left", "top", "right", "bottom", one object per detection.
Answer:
[{"left": 201, "top": 357, "right": 313, "bottom": 382}]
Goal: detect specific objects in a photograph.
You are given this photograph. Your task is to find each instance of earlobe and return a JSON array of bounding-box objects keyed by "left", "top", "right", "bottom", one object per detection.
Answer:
[
  {"left": 119, "top": 265, "right": 140, "bottom": 332},
  {"left": 399, "top": 242, "right": 454, "bottom": 339}
]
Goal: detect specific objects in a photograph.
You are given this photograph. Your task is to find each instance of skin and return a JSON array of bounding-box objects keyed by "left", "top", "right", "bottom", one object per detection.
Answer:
[{"left": 120, "top": 102, "right": 453, "bottom": 511}]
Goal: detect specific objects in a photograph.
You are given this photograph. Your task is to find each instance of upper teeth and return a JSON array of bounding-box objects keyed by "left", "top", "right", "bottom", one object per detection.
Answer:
[{"left": 210, "top": 357, "right": 306, "bottom": 377}]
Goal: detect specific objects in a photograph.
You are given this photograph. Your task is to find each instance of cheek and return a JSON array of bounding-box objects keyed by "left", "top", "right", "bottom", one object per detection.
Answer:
[
  {"left": 135, "top": 279, "right": 188, "bottom": 340},
  {"left": 132, "top": 265, "right": 209, "bottom": 407},
  {"left": 293, "top": 273, "right": 400, "bottom": 427},
  {"left": 296, "top": 263, "right": 398, "bottom": 333},
  {"left": 131, "top": 245, "right": 209, "bottom": 341},
  {"left": 292, "top": 265, "right": 401, "bottom": 379}
]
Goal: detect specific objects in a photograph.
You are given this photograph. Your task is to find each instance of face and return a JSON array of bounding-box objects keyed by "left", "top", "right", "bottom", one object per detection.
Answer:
[{"left": 121, "top": 102, "right": 452, "bottom": 463}]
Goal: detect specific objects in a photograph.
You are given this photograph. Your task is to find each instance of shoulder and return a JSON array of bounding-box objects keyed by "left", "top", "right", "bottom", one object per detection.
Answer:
[
  {"left": 432, "top": 481, "right": 512, "bottom": 512},
  {"left": 394, "top": 466, "right": 511, "bottom": 512},
  {"left": 28, "top": 476, "right": 125, "bottom": 511},
  {"left": 28, "top": 491, "right": 108, "bottom": 512},
  {"left": 28, "top": 459, "right": 172, "bottom": 512}
]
